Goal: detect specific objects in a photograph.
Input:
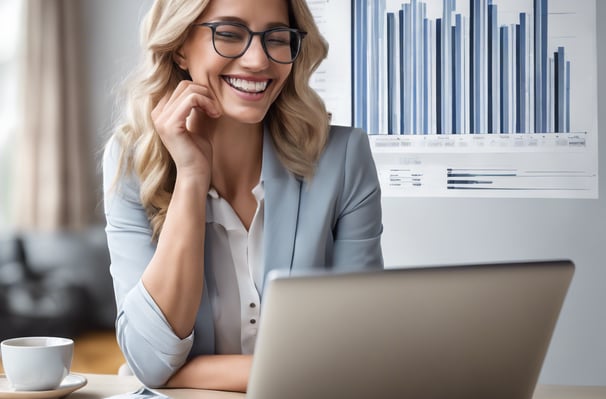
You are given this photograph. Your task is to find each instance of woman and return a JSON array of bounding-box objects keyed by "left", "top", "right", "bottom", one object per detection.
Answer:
[{"left": 103, "top": 0, "right": 383, "bottom": 391}]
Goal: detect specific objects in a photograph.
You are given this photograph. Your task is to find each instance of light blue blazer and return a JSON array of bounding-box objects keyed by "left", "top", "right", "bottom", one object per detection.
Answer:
[{"left": 103, "top": 125, "right": 383, "bottom": 387}]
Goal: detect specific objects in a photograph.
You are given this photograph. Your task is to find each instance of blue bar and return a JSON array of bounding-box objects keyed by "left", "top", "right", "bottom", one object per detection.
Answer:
[
  {"left": 423, "top": 18, "right": 430, "bottom": 134},
  {"left": 353, "top": 0, "right": 367, "bottom": 131},
  {"left": 403, "top": 4, "right": 411, "bottom": 134},
  {"left": 515, "top": 23, "right": 520, "bottom": 133},
  {"left": 519, "top": 13, "right": 527, "bottom": 133},
  {"left": 374, "top": 0, "right": 386, "bottom": 134},
  {"left": 421, "top": 3, "right": 427, "bottom": 134},
  {"left": 452, "top": 25, "right": 457, "bottom": 133},
  {"left": 399, "top": 9, "right": 406, "bottom": 135},
  {"left": 453, "top": 14, "right": 463, "bottom": 134},
  {"left": 488, "top": 4, "right": 496, "bottom": 133},
  {"left": 500, "top": 26, "right": 509, "bottom": 133},
  {"left": 368, "top": 1, "right": 377, "bottom": 134},
  {"left": 387, "top": 12, "right": 396, "bottom": 135},
  {"left": 470, "top": 0, "right": 482, "bottom": 133},
  {"left": 436, "top": 17, "right": 442, "bottom": 135},
  {"left": 471, "top": 0, "right": 486, "bottom": 134},
  {"left": 412, "top": 0, "right": 418, "bottom": 134},
  {"left": 441, "top": 0, "right": 454, "bottom": 134},
  {"left": 534, "top": 0, "right": 548, "bottom": 133},
  {"left": 416, "top": 2, "right": 427, "bottom": 134},
  {"left": 555, "top": 47, "right": 565, "bottom": 132},
  {"left": 566, "top": 60, "right": 571, "bottom": 132},
  {"left": 546, "top": 57, "right": 556, "bottom": 132},
  {"left": 554, "top": 50, "right": 559, "bottom": 132}
]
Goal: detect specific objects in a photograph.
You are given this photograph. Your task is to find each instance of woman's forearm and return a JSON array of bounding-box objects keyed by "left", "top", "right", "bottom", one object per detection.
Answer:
[
  {"left": 166, "top": 354, "right": 253, "bottom": 392},
  {"left": 141, "top": 174, "right": 209, "bottom": 338}
]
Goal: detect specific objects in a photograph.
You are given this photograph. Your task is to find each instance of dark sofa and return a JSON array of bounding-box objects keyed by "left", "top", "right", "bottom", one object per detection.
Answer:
[{"left": 0, "top": 225, "right": 116, "bottom": 340}]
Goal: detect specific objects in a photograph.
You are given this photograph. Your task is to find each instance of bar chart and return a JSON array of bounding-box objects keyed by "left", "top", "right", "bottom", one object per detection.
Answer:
[
  {"left": 306, "top": 0, "right": 597, "bottom": 198},
  {"left": 353, "top": 0, "right": 573, "bottom": 135}
]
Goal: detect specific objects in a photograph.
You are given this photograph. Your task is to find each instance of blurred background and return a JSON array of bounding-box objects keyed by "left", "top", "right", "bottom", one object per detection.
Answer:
[{"left": 0, "top": 0, "right": 153, "bottom": 374}]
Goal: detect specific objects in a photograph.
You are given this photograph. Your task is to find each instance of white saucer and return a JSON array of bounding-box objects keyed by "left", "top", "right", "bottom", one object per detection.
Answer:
[{"left": 0, "top": 374, "right": 87, "bottom": 399}]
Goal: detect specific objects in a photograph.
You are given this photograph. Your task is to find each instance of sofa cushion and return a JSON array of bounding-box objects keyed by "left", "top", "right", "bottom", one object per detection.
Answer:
[{"left": 0, "top": 225, "right": 116, "bottom": 339}]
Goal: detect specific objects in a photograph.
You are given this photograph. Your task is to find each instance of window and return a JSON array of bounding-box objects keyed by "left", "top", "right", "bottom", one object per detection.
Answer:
[{"left": 0, "top": 0, "right": 22, "bottom": 229}]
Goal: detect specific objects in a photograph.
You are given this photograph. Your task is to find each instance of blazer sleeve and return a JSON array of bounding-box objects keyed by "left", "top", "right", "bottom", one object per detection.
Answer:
[
  {"left": 103, "top": 139, "right": 193, "bottom": 387},
  {"left": 332, "top": 128, "right": 384, "bottom": 270}
]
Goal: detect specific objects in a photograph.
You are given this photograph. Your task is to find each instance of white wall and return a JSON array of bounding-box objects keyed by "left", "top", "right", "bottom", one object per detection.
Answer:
[{"left": 82, "top": 0, "right": 606, "bottom": 385}]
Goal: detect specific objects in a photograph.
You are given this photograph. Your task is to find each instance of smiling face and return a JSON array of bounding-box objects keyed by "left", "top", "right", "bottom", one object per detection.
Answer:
[{"left": 176, "top": 0, "right": 294, "bottom": 126}]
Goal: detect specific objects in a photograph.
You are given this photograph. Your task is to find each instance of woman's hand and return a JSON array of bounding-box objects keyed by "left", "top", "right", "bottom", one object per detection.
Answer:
[
  {"left": 151, "top": 80, "right": 222, "bottom": 184},
  {"left": 143, "top": 81, "right": 221, "bottom": 338}
]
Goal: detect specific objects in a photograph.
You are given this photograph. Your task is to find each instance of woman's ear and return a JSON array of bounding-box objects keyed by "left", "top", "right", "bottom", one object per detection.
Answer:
[{"left": 173, "top": 50, "right": 188, "bottom": 71}]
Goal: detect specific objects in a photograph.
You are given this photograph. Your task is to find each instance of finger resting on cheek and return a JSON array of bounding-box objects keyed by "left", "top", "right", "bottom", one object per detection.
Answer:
[{"left": 207, "top": 107, "right": 221, "bottom": 118}]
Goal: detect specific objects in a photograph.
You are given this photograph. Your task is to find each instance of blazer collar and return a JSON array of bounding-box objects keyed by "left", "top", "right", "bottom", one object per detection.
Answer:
[{"left": 261, "top": 127, "right": 301, "bottom": 293}]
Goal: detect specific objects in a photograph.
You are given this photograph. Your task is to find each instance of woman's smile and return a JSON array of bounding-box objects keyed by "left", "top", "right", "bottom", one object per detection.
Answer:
[{"left": 223, "top": 76, "right": 271, "bottom": 94}]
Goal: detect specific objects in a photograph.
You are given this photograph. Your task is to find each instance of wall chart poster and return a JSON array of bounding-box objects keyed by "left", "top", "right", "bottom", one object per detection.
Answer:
[{"left": 307, "top": 0, "right": 598, "bottom": 198}]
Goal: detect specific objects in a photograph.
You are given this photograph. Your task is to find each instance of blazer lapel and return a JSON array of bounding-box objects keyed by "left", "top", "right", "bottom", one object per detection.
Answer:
[{"left": 261, "top": 128, "right": 301, "bottom": 294}]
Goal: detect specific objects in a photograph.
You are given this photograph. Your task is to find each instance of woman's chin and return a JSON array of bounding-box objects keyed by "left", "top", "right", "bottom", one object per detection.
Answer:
[{"left": 222, "top": 110, "right": 267, "bottom": 125}]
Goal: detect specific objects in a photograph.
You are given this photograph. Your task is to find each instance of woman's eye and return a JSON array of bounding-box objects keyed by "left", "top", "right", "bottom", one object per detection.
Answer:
[
  {"left": 216, "top": 30, "right": 245, "bottom": 41},
  {"left": 266, "top": 33, "right": 291, "bottom": 46},
  {"left": 267, "top": 39, "right": 289, "bottom": 46}
]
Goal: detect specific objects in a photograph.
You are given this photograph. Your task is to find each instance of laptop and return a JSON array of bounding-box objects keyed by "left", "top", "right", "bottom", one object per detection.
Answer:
[{"left": 247, "top": 260, "right": 574, "bottom": 399}]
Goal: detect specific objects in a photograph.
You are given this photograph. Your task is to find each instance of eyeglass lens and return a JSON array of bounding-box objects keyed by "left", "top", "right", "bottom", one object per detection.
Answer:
[{"left": 212, "top": 24, "right": 301, "bottom": 63}]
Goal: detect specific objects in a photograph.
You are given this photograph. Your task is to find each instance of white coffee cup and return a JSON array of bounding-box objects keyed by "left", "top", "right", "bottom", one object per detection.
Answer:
[{"left": 1, "top": 336, "right": 73, "bottom": 391}]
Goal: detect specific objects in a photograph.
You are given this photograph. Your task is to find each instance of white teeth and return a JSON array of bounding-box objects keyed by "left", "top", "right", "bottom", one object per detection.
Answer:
[{"left": 226, "top": 77, "right": 268, "bottom": 93}]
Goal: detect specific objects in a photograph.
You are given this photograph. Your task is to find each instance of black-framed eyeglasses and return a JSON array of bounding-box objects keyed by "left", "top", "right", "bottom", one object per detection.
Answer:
[{"left": 192, "top": 22, "right": 307, "bottom": 64}]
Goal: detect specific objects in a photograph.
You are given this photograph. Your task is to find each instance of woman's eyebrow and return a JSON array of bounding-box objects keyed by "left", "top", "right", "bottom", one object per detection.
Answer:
[{"left": 205, "top": 16, "right": 290, "bottom": 28}]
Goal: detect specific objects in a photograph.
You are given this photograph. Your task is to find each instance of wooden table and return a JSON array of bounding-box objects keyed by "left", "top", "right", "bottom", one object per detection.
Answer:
[
  {"left": 69, "top": 374, "right": 241, "bottom": 399},
  {"left": 69, "top": 373, "right": 606, "bottom": 399},
  {"left": 533, "top": 384, "right": 606, "bottom": 399}
]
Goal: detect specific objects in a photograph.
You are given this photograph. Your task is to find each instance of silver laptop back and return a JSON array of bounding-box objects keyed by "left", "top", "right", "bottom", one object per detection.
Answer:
[{"left": 247, "top": 260, "right": 574, "bottom": 399}]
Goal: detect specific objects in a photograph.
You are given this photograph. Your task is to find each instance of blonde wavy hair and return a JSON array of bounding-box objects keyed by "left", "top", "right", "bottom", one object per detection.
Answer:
[{"left": 111, "top": 0, "right": 329, "bottom": 239}]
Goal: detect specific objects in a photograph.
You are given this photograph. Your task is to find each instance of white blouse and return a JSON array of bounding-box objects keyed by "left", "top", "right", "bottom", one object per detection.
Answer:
[{"left": 204, "top": 183, "right": 265, "bottom": 354}]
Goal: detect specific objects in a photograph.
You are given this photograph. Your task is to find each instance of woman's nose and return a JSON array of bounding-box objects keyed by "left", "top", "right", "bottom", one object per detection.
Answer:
[{"left": 240, "top": 35, "right": 270, "bottom": 69}]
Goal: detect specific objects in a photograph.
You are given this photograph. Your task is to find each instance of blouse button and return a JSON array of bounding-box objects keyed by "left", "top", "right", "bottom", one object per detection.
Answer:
[
  {"left": 249, "top": 303, "right": 256, "bottom": 308},
  {"left": 250, "top": 319, "right": 257, "bottom": 324}
]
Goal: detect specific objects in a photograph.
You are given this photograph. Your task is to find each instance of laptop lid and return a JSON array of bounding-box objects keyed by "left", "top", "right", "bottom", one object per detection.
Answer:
[{"left": 247, "top": 260, "right": 574, "bottom": 399}]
